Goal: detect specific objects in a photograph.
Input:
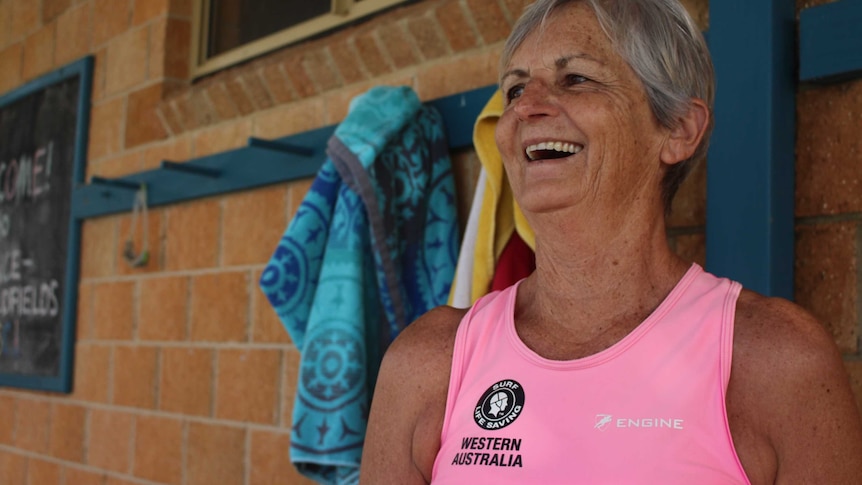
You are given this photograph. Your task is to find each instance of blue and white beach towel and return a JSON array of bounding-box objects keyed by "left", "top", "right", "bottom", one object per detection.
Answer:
[{"left": 259, "top": 86, "right": 459, "bottom": 484}]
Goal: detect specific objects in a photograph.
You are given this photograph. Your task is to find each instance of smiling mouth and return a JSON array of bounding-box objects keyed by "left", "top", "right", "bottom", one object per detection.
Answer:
[{"left": 525, "top": 141, "right": 583, "bottom": 161}]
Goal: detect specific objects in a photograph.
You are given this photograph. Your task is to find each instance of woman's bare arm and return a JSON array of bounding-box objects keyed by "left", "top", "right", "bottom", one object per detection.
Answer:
[
  {"left": 729, "top": 291, "right": 862, "bottom": 484},
  {"left": 360, "top": 306, "right": 465, "bottom": 484}
]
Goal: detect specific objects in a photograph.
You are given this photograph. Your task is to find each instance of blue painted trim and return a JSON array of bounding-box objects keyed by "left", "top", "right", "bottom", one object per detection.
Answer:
[
  {"left": 707, "top": 0, "right": 796, "bottom": 298},
  {"left": 0, "top": 55, "right": 93, "bottom": 393},
  {"left": 71, "top": 84, "right": 498, "bottom": 220},
  {"left": 799, "top": 0, "right": 862, "bottom": 82}
]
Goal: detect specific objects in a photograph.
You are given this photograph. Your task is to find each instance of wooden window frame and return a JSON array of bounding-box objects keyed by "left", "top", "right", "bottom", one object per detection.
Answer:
[{"left": 191, "top": 0, "right": 409, "bottom": 78}]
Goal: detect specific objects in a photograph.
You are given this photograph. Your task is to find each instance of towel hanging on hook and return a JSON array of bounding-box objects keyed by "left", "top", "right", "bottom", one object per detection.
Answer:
[{"left": 123, "top": 184, "right": 149, "bottom": 267}]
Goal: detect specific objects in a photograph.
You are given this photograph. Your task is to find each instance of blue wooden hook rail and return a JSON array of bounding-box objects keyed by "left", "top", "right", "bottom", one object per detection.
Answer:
[{"left": 70, "top": 85, "right": 498, "bottom": 220}]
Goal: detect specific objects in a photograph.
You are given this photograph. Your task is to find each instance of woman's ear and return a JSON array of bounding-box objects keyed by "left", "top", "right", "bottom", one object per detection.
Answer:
[{"left": 660, "top": 98, "right": 709, "bottom": 165}]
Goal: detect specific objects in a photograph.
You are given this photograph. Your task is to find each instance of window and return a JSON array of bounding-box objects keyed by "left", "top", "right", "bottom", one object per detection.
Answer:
[{"left": 191, "top": 0, "right": 410, "bottom": 77}]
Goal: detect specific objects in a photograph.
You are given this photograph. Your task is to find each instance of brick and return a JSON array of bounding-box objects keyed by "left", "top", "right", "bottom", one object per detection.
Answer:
[
  {"left": 328, "top": 39, "right": 367, "bottom": 86},
  {"left": 288, "top": 178, "right": 314, "bottom": 220},
  {"left": 15, "top": 398, "right": 51, "bottom": 453},
  {"left": 150, "top": 17, "right": 190, "bottom": 79},
  {"left": 140, "top": 135, "right": 193, "bottom": 170},
  {"left": 91, "top": 47, "right": 107, "bottom": 101},
  {"left": 10, "top": 0, "right": 40, "bottom": 41},
  {"left": 0, "top": 395, "right": 16, "bottom": 444},
  {"left": 303, "top": 48, "right": 342, "bottom": 92},
  {"left": 48, "top": 403, "right": 86, "bottom": 462},
  {"left": 186, "top": 423, "right": 245, "bottom": 485},
  {"left": 79, "top": 217, "right": 116, "bottom": 278},
  {"left": 282, "top": 348, "right": 301, "bottom": 424},
  {"left": 92, "top": 280, "right": 136, "bottom": 340},
  {"left": 170, "top": 0, "right": 194, "bottom": 17},
  {"left": 87, "top": 409, "right": 133, "bottom": 473},
  {"left": 845, "top": 361, "right": 862, "bottom": 420},
  {"left": 222, "top": 185, "right": 288, "bottom": 265},
  {"left": 435, "top": 3, "right": 478, "bottom": 52},
  {"left": 55, "top": 2, "right": 91, "bottom": 65},
  {"left": 408, "top": 15, "right": 449, "bottom": 61},
  {"left": 503, "top": 0, "right": 532, "bottom": 20},
  {"left": 105, "top": 477, "right": 141, "bottom": 485},
  {"left": 27, "top": 458, "right": 61, "bottom": 485},
  {"left": 466, "top": 0, "right": 511, "bottom": 44},
  {"left": 324, "top": 83, "right": 373, "bottom": 125},
  {"left": 87, "top": 96, "right": 124, "bottom": 161},
  {"left": 133, "top": 415, "right": 182, "bottom": 484},
  {"left": 62, "top": 468, "right": 107, "bottom": 485},
  {"left": 353, "top": 31, "right": 391, "bottom": 78},
  {"left": 250, "top": 430, "right": 317, "bottom": 485},
  {"left": 132, "top": 0, "right": 169, "bottom": 25},
  {"left": 88, "top": 98, "right": 126, "bottom": 162},
  {"left": 71, "top": 343, "right": 111, "bottom": 402},
  {"left": 113, "top": 345, "right": 158, "bottom": 408},
  {"left": 679, "top": 0, "right": 708, "bottom": 31},
  {"left": 0, "top": 451, "right": 27, "bottom": 485},
  {"left": 242, "top": 70, "right": 275, "bottom": 110},
  {"left": 116, "top": 210, "right": 164, "bottom": 275},
  {"left": 22, "top": 24, "right": 55, "bottom": 80},
  {"left": 159, "top": 347, "right": 213, "bottom": 415},
  {"left": 43, "top": 0, "right": 70, "bottom": 23},
  {"left": 797, "top": 81, "right": 862, "bottom": 216},
  {"left": 0, "top": 2, "right": 11, "bottom": 48},
  {"left": 260, "top": 63, "right": 297, "bottom": 104},
  {"left": 672, "top": 232, "right": 706, "bottom": 267},
  {"left": 252, "top": 268, "right": 291, "bottom": 344},
  {"left": 189, "top": 272, "right": 249, "bottom": 342},
  {"left": 378, "top": 21, "right": 419, "bottom": 70},
  {"left": 205, "top": 82, "right": 239, "bottom": 122},
  {"left": 216, "top": 348, "right": 281, "bottom": 424},
  {"left": 139, "top": 276, "right": 189, "bottom": 341},
  {"left": 157, "top": 100, "right": 186, "bottom": 135},
  {"left": 0, "top": 43, "right": 23, "bottom": 94},
  {"left": 164, "top": 199, "right": 221, "bottom": 270},
  {"left": 281, "top": 52, "right": 319, "bottom": 98},
  {"left": 192, "top": 119, "right": 252, "bottom": 158},
  {"left": 224, "top": 77, "right": 256, "bottom": 116},
  {"left": 105, "top": 27, "right": 149, "bottom": 95},
  {"left": 182, "top": 88, "right": 220, "bottom": 127},
  {"left": 667, "top": 158, "right": 706, "bottom": 228},
  {"left": 795, "top": 222, "right": 858, "bottom": 353},
  {"left": 126, "top": 83, "right": 170, "bottom": 148},
  {"left": 251, "top": 98, "right": 326, "bottom": 139},
  {"left": 90, "top": 150, "right": 143, "bottom": 178},
  {"left": 416, "top": 48, "right": 500, "bottom": 100},
  {"left": 92, "top": 0, "right": 130, "bottom": 46}
]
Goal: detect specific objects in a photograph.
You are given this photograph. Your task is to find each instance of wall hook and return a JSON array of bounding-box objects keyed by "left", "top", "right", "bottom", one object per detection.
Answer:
[
  {"left": 90, "top": 176, "right": 140, "bottom": 190},
  {"left": 161, "top": 160, "right": 221, "bottom": 178},
  {"left": 247, "top": 137, "right": 314, "bottom": 157}
]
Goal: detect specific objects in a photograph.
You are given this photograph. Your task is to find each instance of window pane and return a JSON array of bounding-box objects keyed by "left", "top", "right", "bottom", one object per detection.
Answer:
[{"left": 207, "top": 0, "right": 331, "bottom": 58}]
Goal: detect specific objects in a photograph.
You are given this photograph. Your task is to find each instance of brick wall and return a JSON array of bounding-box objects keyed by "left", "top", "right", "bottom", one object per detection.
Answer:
[{"left": 0, "top": 0, "right": 858, "bottom": 483}]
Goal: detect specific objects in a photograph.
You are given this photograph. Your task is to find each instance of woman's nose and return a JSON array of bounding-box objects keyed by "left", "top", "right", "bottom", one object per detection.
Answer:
[{"left": 512, "top": 82, "right": 560, "bottom": 120}]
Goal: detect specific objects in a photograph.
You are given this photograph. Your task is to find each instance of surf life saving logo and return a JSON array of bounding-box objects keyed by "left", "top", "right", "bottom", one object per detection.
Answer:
[{"left": 474, "top": 379, "right": 525, "bottom": 430}]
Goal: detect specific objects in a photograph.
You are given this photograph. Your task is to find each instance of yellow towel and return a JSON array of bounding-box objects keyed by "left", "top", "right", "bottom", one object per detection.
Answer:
[{"left": 470, "top": 90, "right": 535, "bottom": 303}]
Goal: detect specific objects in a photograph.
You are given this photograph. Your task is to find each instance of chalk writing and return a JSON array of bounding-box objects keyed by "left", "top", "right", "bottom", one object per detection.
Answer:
[{"left": 0, "top": 141, "right": 54, "bottom": 206}]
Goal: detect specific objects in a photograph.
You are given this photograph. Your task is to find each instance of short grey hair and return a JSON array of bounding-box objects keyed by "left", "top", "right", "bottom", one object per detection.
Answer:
[{"left": 500, "top": 0, "right": 714, "bottom": 212}]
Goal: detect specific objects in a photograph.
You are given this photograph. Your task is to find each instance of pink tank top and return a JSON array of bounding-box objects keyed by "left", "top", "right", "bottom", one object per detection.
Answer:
[{"left": 432, "top": 264, "right": 751, "bottom": 484}]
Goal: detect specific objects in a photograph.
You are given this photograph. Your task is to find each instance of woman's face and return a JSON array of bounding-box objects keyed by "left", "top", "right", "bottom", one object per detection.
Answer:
[{"left": 496, "top": 2, "right": 671, "bottom": 218}]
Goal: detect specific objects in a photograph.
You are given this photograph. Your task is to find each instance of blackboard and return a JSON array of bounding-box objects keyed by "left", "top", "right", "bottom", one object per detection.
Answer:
[{"left": 0, "top": 57, "right": 92, "bottom": 392}]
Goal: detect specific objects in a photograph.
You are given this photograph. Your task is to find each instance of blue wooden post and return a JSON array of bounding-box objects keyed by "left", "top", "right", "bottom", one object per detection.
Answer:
[{"left": 707, "top": 0, "right": 796, "bottom": 299}]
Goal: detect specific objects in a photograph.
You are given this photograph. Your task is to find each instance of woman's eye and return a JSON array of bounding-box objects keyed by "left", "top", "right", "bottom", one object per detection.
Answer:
[
  {"left": 564, "top": 74, "right": 588, "bottom": 86},
  {"left": 505, "top": 85, "right": 524, "bottom": 102}
]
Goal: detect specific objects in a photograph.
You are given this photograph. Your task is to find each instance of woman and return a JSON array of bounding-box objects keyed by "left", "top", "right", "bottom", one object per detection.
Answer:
[{"left": 360, "top": 0, "right": 862, "bottom": 483}]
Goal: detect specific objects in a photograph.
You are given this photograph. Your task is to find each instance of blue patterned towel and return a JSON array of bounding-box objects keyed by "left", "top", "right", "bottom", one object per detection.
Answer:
[{"left": 259, "top": 86, "right": 459, "bottom": 484}]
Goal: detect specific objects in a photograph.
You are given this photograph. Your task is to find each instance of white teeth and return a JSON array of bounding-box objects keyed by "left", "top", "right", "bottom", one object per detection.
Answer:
[{"left": 525, "top": 141, "right": 583, "bottom": 160}]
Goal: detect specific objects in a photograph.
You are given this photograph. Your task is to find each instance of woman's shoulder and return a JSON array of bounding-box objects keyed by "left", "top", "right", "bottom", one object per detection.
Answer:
[
  {"left": 384, "top": 305, "right": 469, "bottom": 375},
  {"left": 729, "top": 289, "right": 862, "bottom": 482}
]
